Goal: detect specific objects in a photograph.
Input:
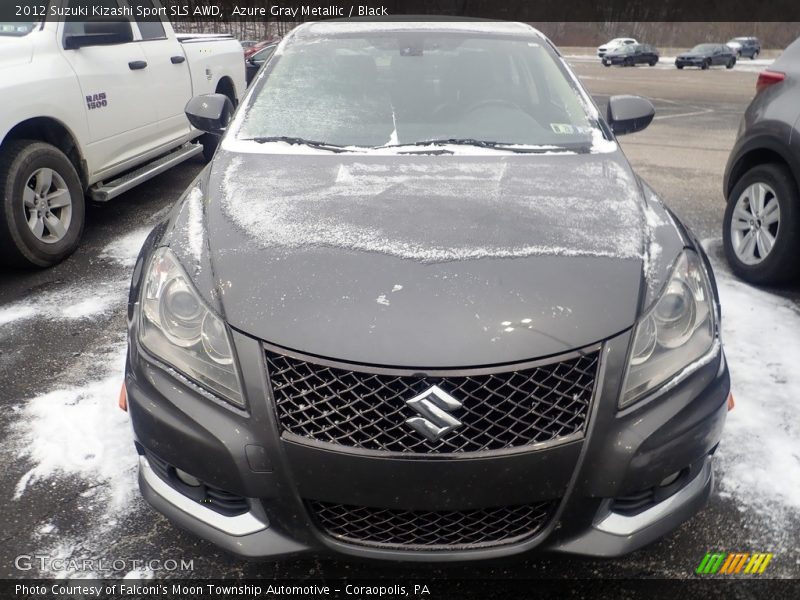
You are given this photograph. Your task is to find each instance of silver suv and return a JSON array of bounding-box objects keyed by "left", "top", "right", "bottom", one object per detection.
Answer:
[{"left": 722, "top": 38, "right": 800, "bottom": 283}]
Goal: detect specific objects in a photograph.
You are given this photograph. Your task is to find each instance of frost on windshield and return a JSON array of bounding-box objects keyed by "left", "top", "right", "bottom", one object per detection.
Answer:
[{"left": 219, "top": 156, "right": 645, "bottom": 263}]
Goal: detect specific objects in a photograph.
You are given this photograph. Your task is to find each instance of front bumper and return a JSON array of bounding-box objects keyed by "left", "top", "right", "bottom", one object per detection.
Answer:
[
  {"left": 126, "top": 326, "right": 729, "bottom": 561},
  {"left": 675, "top": 58, "right": 704, "bottom": 67}
]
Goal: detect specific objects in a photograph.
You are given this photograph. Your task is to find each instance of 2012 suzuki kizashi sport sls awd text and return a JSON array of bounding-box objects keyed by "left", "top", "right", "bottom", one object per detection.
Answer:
[{"left": 125, "top": 21, "right": 731, "bottom": 560}]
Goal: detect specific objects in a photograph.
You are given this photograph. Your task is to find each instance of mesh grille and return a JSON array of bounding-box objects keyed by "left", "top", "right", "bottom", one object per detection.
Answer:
[
  {"left": 267, "top": 349, "right": 599, "bottom": 453},
  {"left": 308, "top": 500, "right": 555, "bottom": 550}
]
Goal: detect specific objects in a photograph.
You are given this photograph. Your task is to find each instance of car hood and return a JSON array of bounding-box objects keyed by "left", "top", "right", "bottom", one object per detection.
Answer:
[
  {"left": 0, "top": 36, "right": 33, "bottom": 68},
  {"left": 170, "top": 150, "right": 664, "bottom": 368}
]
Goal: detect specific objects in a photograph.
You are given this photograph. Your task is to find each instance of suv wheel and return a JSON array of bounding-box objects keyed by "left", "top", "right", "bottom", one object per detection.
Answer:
[
  {"left": 723, "top": 163, "right": 800, "bottom": 284},
  {"left": 0, "top": 140, "right": 85, "bottom": 268}
]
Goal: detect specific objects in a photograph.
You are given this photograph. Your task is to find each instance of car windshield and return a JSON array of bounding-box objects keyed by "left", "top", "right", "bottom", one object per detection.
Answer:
[
  {"left": 0, "top": 22, "right": 37, "bottom": 36},
  {"left": 691, "top": 44, "right": 717, "bottom": 53},
  {"left": 237, "top": 32, "right": 602, "bottom": 150}
]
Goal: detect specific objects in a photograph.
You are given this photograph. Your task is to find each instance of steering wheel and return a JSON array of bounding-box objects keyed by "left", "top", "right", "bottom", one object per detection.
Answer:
[{"left": 464, "top": 98, "right": 523, "bottom": 114}]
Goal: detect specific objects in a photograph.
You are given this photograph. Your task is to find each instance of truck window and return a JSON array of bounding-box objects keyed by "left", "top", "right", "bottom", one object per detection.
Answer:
[
  {"left": 63, "top": 0, "right": 126, "bottom": 36},
  {"left": 127, "top": 0, "right": 166, "bottom": 40}
]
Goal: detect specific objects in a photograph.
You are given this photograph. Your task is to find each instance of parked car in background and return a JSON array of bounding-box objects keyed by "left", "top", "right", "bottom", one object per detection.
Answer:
[
  {"left": 128, "top": 20, "right": 730, "bottom": 563},
  {"left": 597, "top": 37, "right": 637, "bottom": 57},
  {"left": 245, "top": 42, "right": 278, "bottom": 85},
  {"left": 602, "top": 43, "right": 659, "bottom": 67},
  {"left": 722, "top": 37, "right": 800, "bottom": 284},
  {"left": 244, "top": 38, "right": 280, "bottom": 58},
  {"left": 0, "top": 2, "right": 246, "bottom": 268},
  {"left": 726, "top": 37, "right": 761, "bottom": 59},
  {"left": 675, "top": 44, "right": 737, "bottom": 70},
  {"left": 239, "top": 40, "right": 258, "bottom": 49}
]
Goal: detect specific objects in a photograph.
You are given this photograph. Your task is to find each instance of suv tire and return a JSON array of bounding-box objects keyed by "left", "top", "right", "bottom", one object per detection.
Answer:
[{"left": 723, "top": 163, "right": 800, "bottom": 284}]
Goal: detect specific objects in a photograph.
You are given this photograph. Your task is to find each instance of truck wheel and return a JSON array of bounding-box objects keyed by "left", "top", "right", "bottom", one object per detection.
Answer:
[
  {"left": 0, "top": 140, "right": 85, "bottom": 268},
  {"left": 723, "top": 163, "right": 800, "bottom": 284}
]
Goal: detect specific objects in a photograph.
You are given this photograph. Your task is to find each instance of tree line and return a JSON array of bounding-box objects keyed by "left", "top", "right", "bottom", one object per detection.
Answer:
[{"left": 171, "top": 17, "right": 800, "bottom": 51}]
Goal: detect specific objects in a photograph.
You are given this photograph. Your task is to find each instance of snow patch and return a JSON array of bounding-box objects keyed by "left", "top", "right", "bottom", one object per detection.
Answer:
[
  {"left": 11, "top": 341, "right": 137, "bottom": 515},
  {"left": 0, "top": 304, "right": 36, "bottom": 327},
  {"left": 376, "top": 294, "right": 390, "bottom": 306},
  {"left": 124, "top": 568, "right": 155, "bottom": 580},
  {"left": 0, "top": 280, "right": 124, "bottom": 327},
  {"left": 713, "top": 266, "right": 800, "bottom": 514},
  {"left": 220, "top": 157, "right": 644, "bottom": 263},
  {"left": 184, "top": 185, "right": 205, "bottom": 265},
  {"left": 99, "top": 227, "right": 151, "bottom": 267},
  {"left": 697, "top": 241, "right": 800, "bottom": 538}
]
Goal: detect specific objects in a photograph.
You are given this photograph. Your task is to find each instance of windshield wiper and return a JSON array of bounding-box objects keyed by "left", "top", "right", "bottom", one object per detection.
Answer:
[
  {"left": 242, "top": 136, "right": 349, "bottom": 153},
  {"left": 378, "top": 138, "right": 572, "bottom": 154}
]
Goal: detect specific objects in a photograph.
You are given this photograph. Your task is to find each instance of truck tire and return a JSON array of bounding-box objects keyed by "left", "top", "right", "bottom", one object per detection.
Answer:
[{"left": 0, "top": 140, "right": 85, "bottom": 268}]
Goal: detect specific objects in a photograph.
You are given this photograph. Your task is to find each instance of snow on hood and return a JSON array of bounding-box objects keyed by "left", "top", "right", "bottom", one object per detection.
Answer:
[
  {"left": 215, "top": 152, "right": 646, "bottom": 264},
  {"left": 185, "top": 150, "right": 660, "bottom": 365}
]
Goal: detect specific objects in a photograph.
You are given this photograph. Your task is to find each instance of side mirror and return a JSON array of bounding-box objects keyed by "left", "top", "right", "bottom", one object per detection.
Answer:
[
  {"left": 64, "top": 20, "right": 133, "bottom": 50},
  {"left": 606, "top": 95, "right": 655, "bottom": 136},
  {"left": 185, "top": 94, "right": 234, "bottom": 136}
]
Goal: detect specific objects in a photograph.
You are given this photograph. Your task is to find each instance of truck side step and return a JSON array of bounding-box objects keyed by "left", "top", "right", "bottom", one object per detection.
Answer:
[{"left": 89, "top": 143, "right": 203, "bottom": 202}]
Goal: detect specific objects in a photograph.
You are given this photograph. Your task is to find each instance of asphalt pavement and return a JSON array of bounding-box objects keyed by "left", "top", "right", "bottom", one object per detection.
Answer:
[{"left": 0, "top": 58, "right": 798, "bottom": 586}]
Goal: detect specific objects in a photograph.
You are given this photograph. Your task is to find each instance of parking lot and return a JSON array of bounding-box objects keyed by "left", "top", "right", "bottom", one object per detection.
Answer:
[{"left": 0, "top": 56, "right": 798, "bottom": 582}]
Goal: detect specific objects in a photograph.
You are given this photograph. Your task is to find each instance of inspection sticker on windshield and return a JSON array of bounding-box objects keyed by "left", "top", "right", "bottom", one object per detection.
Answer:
[{"left": 550, "top": 123, "right": 575, "bottom": 134}]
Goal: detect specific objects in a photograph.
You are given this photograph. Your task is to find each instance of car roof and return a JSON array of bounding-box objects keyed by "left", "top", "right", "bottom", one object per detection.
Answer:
[{"left": 295, "top": 19, "right": 543, "bottom": 39}]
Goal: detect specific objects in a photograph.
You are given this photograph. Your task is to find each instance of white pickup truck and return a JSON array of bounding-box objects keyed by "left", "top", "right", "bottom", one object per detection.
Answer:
[{"left": 0, "top": 0, "right": 245, "bottom": 267}]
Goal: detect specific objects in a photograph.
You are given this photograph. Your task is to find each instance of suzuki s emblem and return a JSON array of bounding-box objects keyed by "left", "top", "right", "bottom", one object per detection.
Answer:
[{"left": 404, "top": 385, "right": 463, "bottom": 442}]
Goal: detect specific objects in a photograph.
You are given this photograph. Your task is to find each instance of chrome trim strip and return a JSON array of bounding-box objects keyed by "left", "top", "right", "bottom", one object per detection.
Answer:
[
  {"left": 262, "top": 340, "right": 603, "bottom": 377},
  {"left": 594, "top": 458, "right": 712, "bottom": 536},
  {"left": 139, "top": 456, "right": 267, "bottom": 537}
]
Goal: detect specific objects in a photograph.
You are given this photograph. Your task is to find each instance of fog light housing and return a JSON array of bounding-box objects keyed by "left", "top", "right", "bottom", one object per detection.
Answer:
[
  {"left": 659, "top": 471, "right": 681, "bottom": 487},
  {"left": 175, "top": 468, "right": 202, "bottom": 487}
]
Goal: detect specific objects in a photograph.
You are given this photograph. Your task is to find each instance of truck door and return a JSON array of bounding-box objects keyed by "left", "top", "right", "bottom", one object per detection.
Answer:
[
  {"left": 59, "top": 0, "right": 160, "bottom": 176},
  {"left": 126, "top": 0, "right": 193, "bottom": 143}
]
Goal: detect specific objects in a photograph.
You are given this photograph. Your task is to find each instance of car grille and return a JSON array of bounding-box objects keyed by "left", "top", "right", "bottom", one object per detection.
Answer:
[
  {"left": 266, "top": 348, "right": 600, "bottom": 453},
  {"left": 307, "top": 500, "right": 555, "bottom": 550}
]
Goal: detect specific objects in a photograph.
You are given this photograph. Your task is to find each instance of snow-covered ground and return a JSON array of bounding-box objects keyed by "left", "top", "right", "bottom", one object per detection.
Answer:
[
  {"left": 703, "top": 240, "right": 800, "bottom": 545},
  {"left": 3, "top": 233, "right": 146, "bottom": 578},
  {"left": 565, "top": 54, "right": 774, "bottom": 73},
  {"left": 2, "top": 233, "right": 799, "bottom": 575}
]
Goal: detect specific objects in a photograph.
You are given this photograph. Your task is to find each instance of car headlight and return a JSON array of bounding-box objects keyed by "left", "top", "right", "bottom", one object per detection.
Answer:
[
  {"left": 621, "top": 250, "right": 718, "bottom": 408},
  {"left": 139, "top": 247, "right": 245, "bottom": 408}
]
